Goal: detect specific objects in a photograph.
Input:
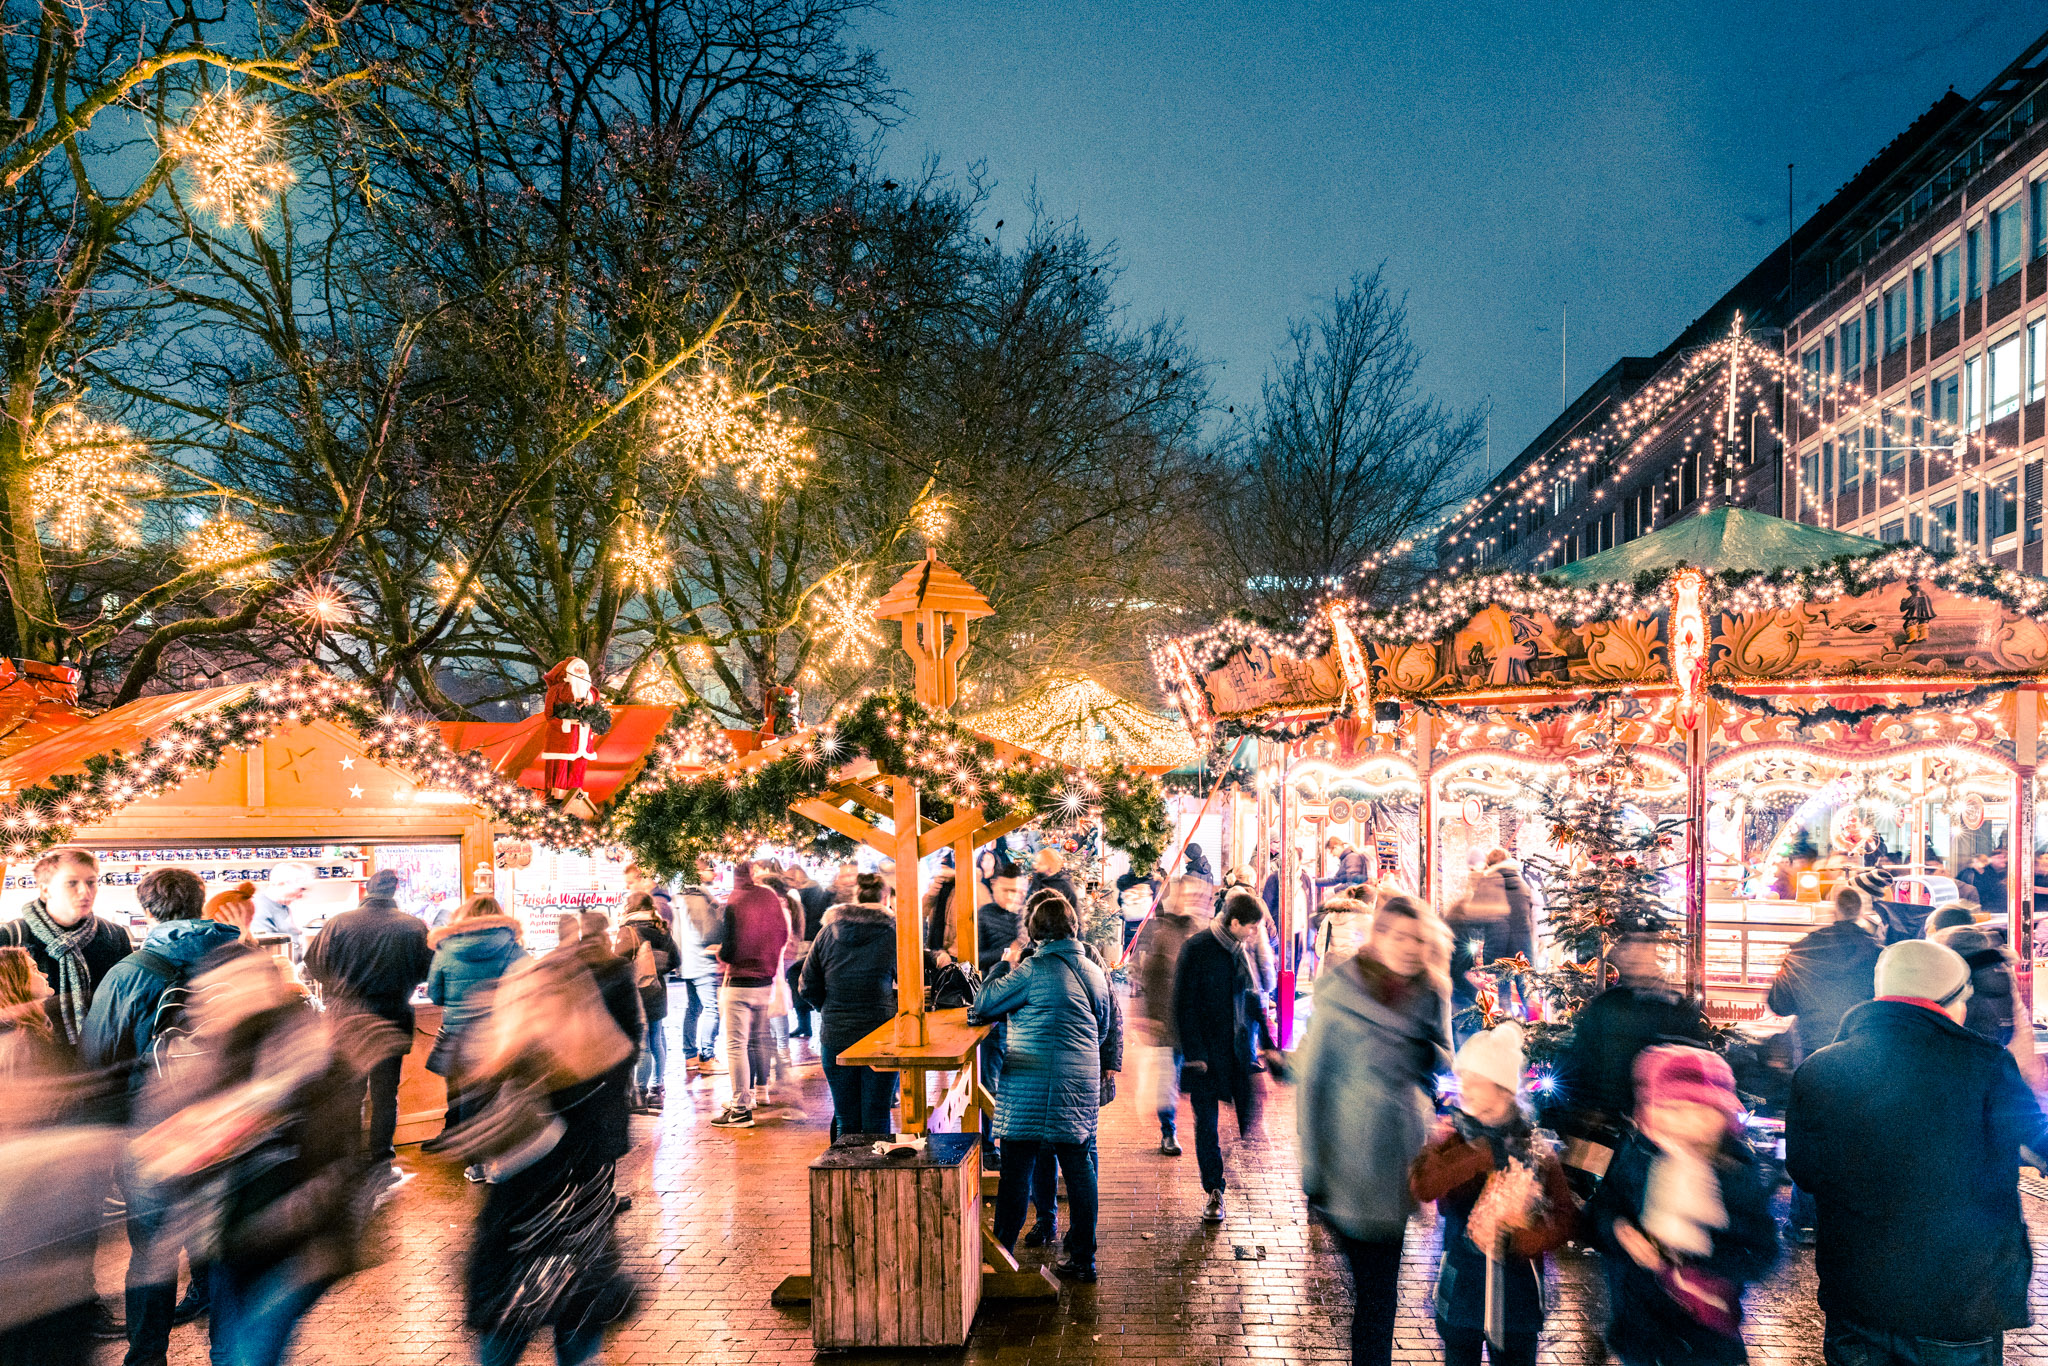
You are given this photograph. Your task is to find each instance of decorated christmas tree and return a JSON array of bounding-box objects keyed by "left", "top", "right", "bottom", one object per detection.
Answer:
[{"left": 1464, "top": 727, "right": 1684, "bottom": 1067}]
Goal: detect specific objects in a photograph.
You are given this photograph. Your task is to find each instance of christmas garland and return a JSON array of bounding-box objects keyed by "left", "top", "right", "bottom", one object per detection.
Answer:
[
  {"left": 0, "top": 667, "right": 594, "bottom": 859},
  {"left": 1706, "top": 680, "right": 2009, "bottom": 726},
  {"left": 606, "top": 691, "right": 1170, "bottom": 878},
  {"left": 550, "top": 698, "right": 615, "bottom": 735}
]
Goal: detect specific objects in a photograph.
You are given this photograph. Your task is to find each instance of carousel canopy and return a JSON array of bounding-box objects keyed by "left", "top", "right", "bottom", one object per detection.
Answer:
[
  {"left": 1545, "top": 507, "right": 1883, "bottom": 585},
  {"left": 965, "top": 672, "right": 1204, "bottom": 772}
]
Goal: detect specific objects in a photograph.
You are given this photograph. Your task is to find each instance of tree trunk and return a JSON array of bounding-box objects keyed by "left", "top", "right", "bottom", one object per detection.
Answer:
[{"left": 0, "top": 381, "right": 57, "bottom": 660}]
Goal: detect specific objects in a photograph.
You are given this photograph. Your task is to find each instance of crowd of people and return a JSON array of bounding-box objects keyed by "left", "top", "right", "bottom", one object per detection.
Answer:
[{"left": 7, "top": 834, "right": 2048, "bottom": 1366}]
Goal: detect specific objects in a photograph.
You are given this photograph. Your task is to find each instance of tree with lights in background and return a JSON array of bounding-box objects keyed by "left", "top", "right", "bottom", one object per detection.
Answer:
[{"left": 1462, "top": 722, "right": 1686, "bottom": 1084}]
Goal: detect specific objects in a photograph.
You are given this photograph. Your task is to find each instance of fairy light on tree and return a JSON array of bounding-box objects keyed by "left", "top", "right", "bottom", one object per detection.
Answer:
[
  {"left": 166, "top": 90, "right": 295, "bottom": 229},
  {"left": 734, "top": 411, "right": 813, "bottom": 494},
  {"left": 912, "top": 495, "right": 954, "bottom": 542},
  {"left": 30, "top": 408, "right": 154, "bottom": 549},
  {"left": 649, "top": 367, "right": 813, "bottom": 494},
  {"left": 287, "top": 580, "right": 357, "bottom": 629},
  {"left": 182, "top": 506, "right": 269, "bottom": 583},
  {"left": 432, "top": 562, "right": 476, "bottom": 612},
  {"left": 810, "top": 569, "right": 882, "bottom": 666},
  {"left": 608, "top": 517, "right": 670, "bottom": 591}
]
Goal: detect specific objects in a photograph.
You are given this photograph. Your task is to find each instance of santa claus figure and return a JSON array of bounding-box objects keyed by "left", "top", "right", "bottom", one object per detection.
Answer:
[{"left": 540, "top": 657, "right": 610, "bottom": 799}]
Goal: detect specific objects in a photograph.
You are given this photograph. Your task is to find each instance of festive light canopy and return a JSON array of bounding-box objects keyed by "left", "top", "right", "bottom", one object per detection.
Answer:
[
  {"left": 166, "top": 91, "right": 294, "bottom": 229},
  {"left": 31, "top": 408, "right": 155, "bottom": 550},
  {"left": 967, "top": 672, "right": 1203, "bottom": 771}
]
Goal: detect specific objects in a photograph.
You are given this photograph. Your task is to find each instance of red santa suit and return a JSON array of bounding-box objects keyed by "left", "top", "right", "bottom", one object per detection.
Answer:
[{"left": 541, "top": 658, "right": 602, "bottom": 794}]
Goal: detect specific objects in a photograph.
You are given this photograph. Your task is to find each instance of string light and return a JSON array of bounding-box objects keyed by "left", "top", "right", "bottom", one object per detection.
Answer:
[
  {"left": 432, "top": 563, "right": 476, "bottom": 611},
  {"left": 810, "top": 570, "right": 883, "bottom": 666},
  {"left": 609, "top": 518, "right": 670, "bottom": 591},
  {"left": 966, "top": 672, "right": 1203, "bottom": 769},
  {"left": 912, "top": 496, "right": 954, "bottom": 542},
  {"left": 182, "top": 507, "right": 268, "bottom": 583},
  {"left": 166, "top": 91, "right": 294, "bottom": 229},
  {"left": 287, "top": 580, "right": 357, "bottom": 629},
  {"left": 651, "top": 368, "right": 813, "bottom": 494},
  {"left": 30, "top": 408, "right": 154, "bottom": 549}
]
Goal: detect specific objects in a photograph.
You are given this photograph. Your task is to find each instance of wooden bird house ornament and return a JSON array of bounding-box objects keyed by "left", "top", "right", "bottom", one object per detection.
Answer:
[{"left": 873, "top": 553, "right": 993, "bottom": 711}]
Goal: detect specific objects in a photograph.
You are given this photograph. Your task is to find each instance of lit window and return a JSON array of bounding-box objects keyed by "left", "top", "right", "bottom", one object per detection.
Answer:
[
  {"left": 1880, "top": 520, "right": 1904, "bottom": 543},
  {"left": 1991, "top": 474, "right": 2020, "bottom": 540},
  {"left": 2031, "top": 318, "right": 2046, "bottom": 403},
  {"left": 1931, "top": 501, "right": 1957, "bottom": 552},
  {"left": 1990, "top": 333, "right": 2024, "bottom": 421},
  {"left": 1965, "top": 354, "right": 1982, "bottom": 429}
]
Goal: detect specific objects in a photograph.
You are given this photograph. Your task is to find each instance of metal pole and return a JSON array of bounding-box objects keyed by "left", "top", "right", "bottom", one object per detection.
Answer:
[
  {"left": 1276, "top": 754, "right": 1295, "bottom": 1047},
  {"left": 1684, "top": 698, "right": 1710, "bottom": 1003}
]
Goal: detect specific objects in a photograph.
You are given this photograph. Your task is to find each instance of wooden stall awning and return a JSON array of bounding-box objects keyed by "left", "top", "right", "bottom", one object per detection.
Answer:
[
  {"left": 0, "top": 683, "right": 254, "bottom": 792},
  {"left": 440, "top": 705, "right": 676, "bottom": 807}
]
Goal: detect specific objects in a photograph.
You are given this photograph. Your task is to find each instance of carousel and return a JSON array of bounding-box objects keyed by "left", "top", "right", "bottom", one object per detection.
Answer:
[{"left": 1157, "top": 507, "right": 2048, "bottom": 1022}]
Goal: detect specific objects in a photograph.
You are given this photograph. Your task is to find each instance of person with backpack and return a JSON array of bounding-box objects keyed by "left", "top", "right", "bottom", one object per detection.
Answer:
[
  {"left": 616, "top": 894, "right": 677, "bottom": 1111},
  {"left": 79, "top": 867, "right": 242, "bottom": 1366}
]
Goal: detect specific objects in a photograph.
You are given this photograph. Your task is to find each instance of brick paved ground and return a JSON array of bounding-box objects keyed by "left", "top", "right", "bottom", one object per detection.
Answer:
[{"left": 94, "top": 1030, "right": 2048, "bottom": 1365}]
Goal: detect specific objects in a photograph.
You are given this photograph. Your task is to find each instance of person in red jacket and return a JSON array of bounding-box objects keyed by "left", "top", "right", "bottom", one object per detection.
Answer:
[{"left": 709, "top": 861, "right": 790, "bottom": 1128}]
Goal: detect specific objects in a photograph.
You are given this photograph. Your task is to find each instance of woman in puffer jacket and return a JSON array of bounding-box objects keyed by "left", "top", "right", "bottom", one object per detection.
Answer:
[
  {"left": 968, "top": 890, "right": 1122, "bottom": 1283},
  {"left": 426, "top": 896, "right": 525, "bottom": 1138}
]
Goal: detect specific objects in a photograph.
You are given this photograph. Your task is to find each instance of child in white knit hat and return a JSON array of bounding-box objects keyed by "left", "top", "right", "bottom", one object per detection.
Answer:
[{"left": 1410, "top": 1021, "right": 1578, "bottom": 1366}]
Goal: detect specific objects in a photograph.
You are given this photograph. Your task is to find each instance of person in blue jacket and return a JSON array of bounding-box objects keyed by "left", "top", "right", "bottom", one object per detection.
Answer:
[
  {"left": 426, "top": 895, "right": 526, "bottom": 1141},
  {"left": 969, "top": 889, "right": 1121, "bottom": 1282}
]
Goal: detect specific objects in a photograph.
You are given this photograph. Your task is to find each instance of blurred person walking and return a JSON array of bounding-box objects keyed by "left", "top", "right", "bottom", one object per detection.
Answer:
[
  {"left": 0, "top": 847, "right": 131, "bottom": 1047},
  {"left": 1927, "top": 904, "right": 2043, "bottom": 1085},
  {"left": 674, "top": 886, "right": 722, "bottom": 1074},
  {"left": 132, "top": 951, "right": 405, "bottom": 1366},
  {"left": 783, "top": 863, "right": 831, "bottom": 1040},
  {"left": 969, "top": 891, "right": 1120, "bottom": 1283},
  {"left": 616, "top": 896, "right": 676, "bottom": 1111},
  {"left": 0, "top": 944, "right": 113, "bottom": 1366},
  {"left": 1558, "top": 934, "right": 1708, "bottom": 1136},
  {"left": 80, "top": 867, "right": 243, "bottom": 1363},
  {"left": 798, "top": 894, "right": 900, "bottom": 1137},
  {"left": 246, "top": 863, "right": 315, "bottom": 958},
  {"left": 710, "top": 861, "right": 789, "bottom": 1128},
  {"left": 1787, "top": 939, "right": 2048, "bottom": 1366},
  {"left": 302, "top": 870, "right": 433, "bottom": 1178},
  {"left": 1296, "top": 895, "right": 1451, "bottom": 1366},
  {"left": 1026, "top": 848, "right": 1082, "bottom": 923},
  {"left": 1128, "top": 876, "right": 1208, "bottom": 1155},
  {"left": 425, "top": 896, "right": 524, "bottom": 1149},
  {"left": 1175, "top": 892, "right": 1280, "bottom": 1223}
]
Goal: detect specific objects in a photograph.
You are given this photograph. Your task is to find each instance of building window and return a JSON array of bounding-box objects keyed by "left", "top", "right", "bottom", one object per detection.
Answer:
[
  {"left": 1965, "top": 354, "right": 1982, "bottom": 429},
  {"left": 1885, "top": 283, "right": 1910, "bottom": 353},
  {"left": 1933, "top": 372, "right": 1960, "bottom": 431},
  {"left": 1880, "top": 520, "right": 1905, "bottom": 543},
  {"left": 1801, "top": 346, "right": 1821, "bottom": 404},
  {"left": 1824, "top": 334, "right": 1836, "bottom": 377},
  {"left": 1992, "top": 199, "right": 2025, "bottom": 286},
  {"left": 1968, "top": 225, "right": 1983, "bottom": 301},
  {"left": 2029, "top": 462, "right": 2043, "bottom": 545},
  {"left": 1801, "top": 451, "right": 1821, "bottom": 506},
  {"left": 1990, "top": 333, "right": 2024, "bottom": 421},
  {"left": 1822, "top": 440, "right": 1834, "bottom": 497},
  {"left": 1842, "top": 318, "right": 1862, "bottom": 378},
  {"left": 1991, "top": 474, "right": 2020, "bottom": 541},
  {"left": 2035, "top": 179, "right": 2048, "bottom": 259},
  {"left": 1964, "top": 488, "right": 1980, "bottom": 545},
  {"left": 1839, "top": 430, "right": 1860, "bottom": 489},
  {"left": 2032, "top": 318, "right": 2047, "bottom": 403},
  {"left": 1866, "top": 304, "right": 1879, "bottom": 363},
  {"left": 1910, "top": 385, "right": 1926, "bottom": 447},
  {"left": 1934, "top": 244, "right": 1961, "bottom": 320},
  {"left": 1932, "top": 500, "right": 1957, "bottom": 552},
  {"left": 1637, "top": 487, "right": 1652, "bottom": 536},
  {"left": 1882, "top": 408, "right": 1906, "bottom": 475},
  {"left": 1914, "top": 266, "right": 1928, "bottom": 335}
]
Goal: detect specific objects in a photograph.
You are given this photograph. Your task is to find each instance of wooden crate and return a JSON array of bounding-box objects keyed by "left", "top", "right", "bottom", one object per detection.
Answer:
[{"left": 810, "top": 1133, "right": 982, "bottom": 1348}]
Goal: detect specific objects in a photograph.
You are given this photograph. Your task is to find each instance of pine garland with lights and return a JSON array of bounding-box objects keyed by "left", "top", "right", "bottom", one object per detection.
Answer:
[
  {"left": 608, "top": 691, "right": 1170, "bottom": 878},
  {"left": 1705, "top": 679, "right": 2005, "bottom": 725}
]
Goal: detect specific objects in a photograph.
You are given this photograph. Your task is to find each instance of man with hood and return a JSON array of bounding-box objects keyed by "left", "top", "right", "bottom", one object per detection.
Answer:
[
  {"left": 1174, "top": 893, "right": 1280, "bottom": 1223},
  {"left": 81, "top": 867, "right": 245, "bottom": 1366},
  {"left": 1128, "top": 876, "right": 1209, "bottom": 1156},
  {"left": 798, "top": 892, "right": 900, "bottom": 1137},
  {"left": 302, "top": 869, "right": 433, "bottom": 1173}
]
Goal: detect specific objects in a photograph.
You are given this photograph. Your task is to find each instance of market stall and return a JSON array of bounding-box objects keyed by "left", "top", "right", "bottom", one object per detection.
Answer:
[{"left": 1158, "top": 507, "right": 2048, "bottom": 1021}]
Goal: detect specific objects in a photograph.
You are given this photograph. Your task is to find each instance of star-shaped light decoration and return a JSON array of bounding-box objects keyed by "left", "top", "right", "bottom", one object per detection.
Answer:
[
  {"left": 338, "top": 756, "right": 355, "bottom": 770},
  {"left": 288, "top": 580, "right": 357, "bottom": 629},
  {"left": 608, "top": 518, "right": 670, "bottom": 592},
  {"left": 30, "top": 408, "right": 155, "bottom": 549},
  {"left": 166, "top": 90, "right": 295, "bottom": 229},
  {"left": 182, "top": 507, "right": 269, "bottom": 583},
  {"left": 911, "top": 495, "right": 953, "bottom": 542},
  {"left": 810, "top": 570, "right": 882, "bottom": 667}
]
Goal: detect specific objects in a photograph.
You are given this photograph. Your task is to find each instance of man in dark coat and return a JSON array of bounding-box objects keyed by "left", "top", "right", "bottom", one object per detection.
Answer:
[
  {"left": 1766, "top": 885, "right": 1882, "bottom": 1061},
  {"left": 1174, "top": 892, "right": 1277, "bottom": 1224},
  {"left": 302, "top": 869, "right": 433, "bottom": 1170},
  {"left": 0, "top": 846, "right": 132, "bottom": 1047},
  {"left": 565, "top": 912, "right": 643, "bottom": 1177},
  {"left": 975, "top": 865, "right": 1027, "bottom": 975},
  {"left": 1026, "top": 848, "right": 1082, "bottom": 925},
  {"left": 1558, "top": 933, "right": 1708, "bottom": 1127},
  {"left": 1128, "top": 877, "right": 1207, "bottom": 1154},
  {"left": 1787, "top": 939, "right": 2048, "bottom": 1366}
]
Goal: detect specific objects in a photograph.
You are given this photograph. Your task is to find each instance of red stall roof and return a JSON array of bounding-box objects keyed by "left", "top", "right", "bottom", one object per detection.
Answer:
[{"left": 440, "top": 705, "right": 676, "bottom": 807}]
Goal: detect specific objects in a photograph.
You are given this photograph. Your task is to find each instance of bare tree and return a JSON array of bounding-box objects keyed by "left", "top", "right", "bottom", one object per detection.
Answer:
[{"left": 1203, "top": 268, "right": 1485, "bottom": 623}]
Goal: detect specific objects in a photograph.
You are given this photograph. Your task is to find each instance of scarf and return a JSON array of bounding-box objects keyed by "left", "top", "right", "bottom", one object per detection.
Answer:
[
  {"left": 1641, "top": 1143, "right": 1726, "bottom": 1259},
  {"left": 17, "top": 899, "right": 97, "bottom": 1045}
]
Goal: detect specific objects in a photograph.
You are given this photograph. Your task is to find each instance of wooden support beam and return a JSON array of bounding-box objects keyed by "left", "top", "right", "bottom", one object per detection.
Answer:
[
  {"left": 836, "top": 778, "right": 897, "bottom": 819},
  {"left": 790, "top": 798, "right": 894, "bottom": 854},
  {"left": 980, "top": 1228, "right": 1019, "bottom": 1273},
  {"left": 918, "top": 806, "right": 985, "bottom": 859},
  {"left": 893, "top": 780, "right": 927, "bottom": 1046},
  {"left": 972, "top": 807, "right": 1038, "bottom": 848}
]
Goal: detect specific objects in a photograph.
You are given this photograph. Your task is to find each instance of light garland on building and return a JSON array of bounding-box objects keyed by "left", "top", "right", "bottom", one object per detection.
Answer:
[
  {"left": 182, "top": 507, "right": 269, "bottom": 583},
  {"left": 810, "top": 569, "right": 882, "bottom": 667},
  {"left": 30, "top": 408, "right": 154, "bottom": 550},
  {"left": 166, "top": 91, "right": 294, "bottom": 229}
]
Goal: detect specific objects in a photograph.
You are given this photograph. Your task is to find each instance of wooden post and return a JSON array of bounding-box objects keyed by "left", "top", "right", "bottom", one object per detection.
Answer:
[
  {"left": 2016, "top": 690, "right": 2038, "bottom": 1019},
  {"left": 1415, "top": 712, "right": 1436, "bottom": 907},
  {"left": 893, "top": 779, "right": 927, "bottom": 1048},
  {"left": 951, "top": 825, "right": 982, "bottom": 1136}
]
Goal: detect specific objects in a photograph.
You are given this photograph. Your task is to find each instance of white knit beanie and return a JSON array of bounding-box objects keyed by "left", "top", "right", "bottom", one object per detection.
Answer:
[
  {"left": 1874, "top": 938, "right": 1972, "bottom": 1008},
  {"left": 1453, "top": 1020, "right": 1527, "bottom": 1096}
]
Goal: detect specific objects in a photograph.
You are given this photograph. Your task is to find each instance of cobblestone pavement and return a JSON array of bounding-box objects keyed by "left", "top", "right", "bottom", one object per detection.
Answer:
[{"left": 94, "top": 1032, "right": 2048, "bottom": 1365}]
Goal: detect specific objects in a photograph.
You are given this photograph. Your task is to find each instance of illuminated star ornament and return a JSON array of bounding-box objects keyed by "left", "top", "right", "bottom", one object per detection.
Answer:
[
  {"left": 609, "top": 518, "right": 671, "bottom": 592},
  {"left": 650, "top": 367, "right": 813, "bottom": 495},
  {"left": 182, "top": 507, "right": 269, "bottom": 583},
  {"left": 167, "top": 91, "right": 295, "bottom": 229},
  {"left": 811, "top": 570, "right": 883, "bottom": 667},
  {"left": 288, "top": 580, "right": 357, "bottom": 629},
  {"left": 30, "top": 407, "right": 155, "bottom": 549},
  {"left": 911, "top": 495, "right": 953, "bottom": 542}
]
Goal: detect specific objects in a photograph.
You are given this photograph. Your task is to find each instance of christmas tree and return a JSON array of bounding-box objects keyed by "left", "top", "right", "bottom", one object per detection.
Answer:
[{"left": 1463, "top": 728, "right": 1683, "bottom": 1067}]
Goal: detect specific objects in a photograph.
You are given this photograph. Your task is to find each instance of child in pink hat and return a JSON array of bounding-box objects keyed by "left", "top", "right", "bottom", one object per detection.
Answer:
[{"left": 1587, "top": 1045, "right": 1779, "bottom": 1365}]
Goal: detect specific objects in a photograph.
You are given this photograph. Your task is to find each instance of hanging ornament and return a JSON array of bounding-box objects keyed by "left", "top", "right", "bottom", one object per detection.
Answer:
[
  {"left": 911, "top": 495, "right": 954, "bottom": 542},
  {"left": 30, "top": 408, "right": 154, "bottom": 549},
  {"left": 432, "top": 562, "right": 476, "bottom": 611},
  {"left": 811, "top": 569, "right": 883, "bottom": 667},
  {"left": 650, "top": 368, "right": 813, "bottom": 495},
  {"left": 608, "top": 517, "right": 670, "bottom": 591},
  {"left": 182, "top": 506, "right": 269, "bottom": 582},
  {"left": 166, "top": 90, "right": 295, "bottom": 229},
  {"left": 287, "top": 580, "right": 357, "bottom": 628},
  {"left": 733, "top": 411, "right": 812, "bottom": 495}
]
